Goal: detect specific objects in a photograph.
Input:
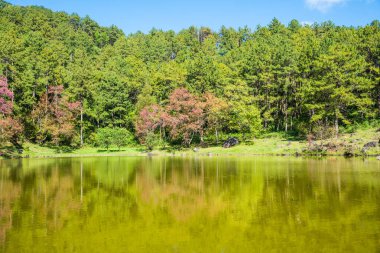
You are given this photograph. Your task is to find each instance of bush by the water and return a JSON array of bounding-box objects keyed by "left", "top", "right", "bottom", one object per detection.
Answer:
[{"left": 96, "top": 128, "right": 135, "bottom": 150}]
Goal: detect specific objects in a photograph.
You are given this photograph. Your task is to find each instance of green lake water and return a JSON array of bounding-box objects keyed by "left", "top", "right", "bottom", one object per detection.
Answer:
[{"left": 0, "top": 156, "right": 379, "bottom": 253}]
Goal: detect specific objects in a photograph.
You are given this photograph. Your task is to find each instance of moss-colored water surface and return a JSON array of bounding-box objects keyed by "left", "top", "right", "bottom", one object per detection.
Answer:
[{"left": 0, "top": 156, "right": 379, "bottom": 252}]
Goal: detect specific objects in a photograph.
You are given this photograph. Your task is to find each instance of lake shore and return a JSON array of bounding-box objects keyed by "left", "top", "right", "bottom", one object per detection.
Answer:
[
  {"left": 1, "top": 128, "right": 379, "bottom": 159},
  {"left": 17, "top": 148, "right": 380, "bottom": 159}
]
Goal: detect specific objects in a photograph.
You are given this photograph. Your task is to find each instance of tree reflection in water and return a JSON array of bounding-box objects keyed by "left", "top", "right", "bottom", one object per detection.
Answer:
[{"left": 0, "top": 157, "right": 379, "bottom": 253}]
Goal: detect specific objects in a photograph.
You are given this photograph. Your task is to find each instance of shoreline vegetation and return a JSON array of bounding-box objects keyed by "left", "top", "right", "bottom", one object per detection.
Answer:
[{"left": 1, "top": 127, "right": 379, "bottom": 159}]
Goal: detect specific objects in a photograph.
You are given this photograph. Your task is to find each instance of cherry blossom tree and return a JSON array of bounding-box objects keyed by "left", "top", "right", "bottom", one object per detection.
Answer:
[
  {"left": 0, "top": 76, "right": 22, "bottom": 143},
  {"left": 0, "top": 76, "right": 13, "bottom": 115},
  {"left": 165, "top": 88, "right": 205, "bottom": 146},
  {"left": 135, "top": 104, "right": 165, "bottom": 149},
  {"left": 136, "top": 88, "right": 230, "bottom": 148}
]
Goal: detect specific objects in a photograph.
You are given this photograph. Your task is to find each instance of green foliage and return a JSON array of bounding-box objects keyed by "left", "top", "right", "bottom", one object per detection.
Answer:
[
  {"left": 0, "top": 2, "right": 379, "bottom": 148},
  {"left": 227, "top": 103, "right": 262, "bottom": 139},
  {"left": 0, "top": 0, "right": 9, "bottom": 9},
  {"left": 144, "top": 132, "right": 161, "bottom": 151},
  {"left": 95, "top": 128, "right": 114, "bottom": 150},
  {"left": 96, "top": 127, "right": 135, "bottom": 150},
  {"left": 112, "top": 128, "right": 135, "bottom": 150}
]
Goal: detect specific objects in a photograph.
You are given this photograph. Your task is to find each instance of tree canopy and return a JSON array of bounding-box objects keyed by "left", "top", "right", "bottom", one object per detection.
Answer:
[{"left": 0, "top": 2, "right": 379, "bottom": 148}]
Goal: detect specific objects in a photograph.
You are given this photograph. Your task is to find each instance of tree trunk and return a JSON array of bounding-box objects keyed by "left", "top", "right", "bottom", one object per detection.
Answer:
[
  {"left": 33, "top": 82, "right": 36, "bottom": 98},
  {"left": 188, "top": 132, "right": 195, "bottom": 147},
  {"left": 45, "top": 83, "right": 49, "bottom": 112},
  {"left": 335, "top": 114, "right": 339, "bottom": 139},
  {"left": 284, "top": 99, "right": 288, "bottom": 132},
  {"left": 290, "top": 116, "right": 293, "bottom": 131},
  {"left": 285, "top": 112, "right": 288, "bottom": 132},
  {"left": 80, "top": 106, "right": 83, "bottom": 146}
]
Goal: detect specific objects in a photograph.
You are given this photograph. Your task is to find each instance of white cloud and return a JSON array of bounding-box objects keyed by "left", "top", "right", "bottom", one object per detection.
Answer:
[
  {"left": 301, "top": 21, "right": 314, "bottom": 26},
  {"left": 306, "top": 0, "right": 346, "bottom": 12}
]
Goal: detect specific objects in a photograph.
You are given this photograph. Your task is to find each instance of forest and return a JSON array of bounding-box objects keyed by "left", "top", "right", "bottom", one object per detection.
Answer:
[{"left": 0, "top": 0, "right": 379, "bottom": 150}]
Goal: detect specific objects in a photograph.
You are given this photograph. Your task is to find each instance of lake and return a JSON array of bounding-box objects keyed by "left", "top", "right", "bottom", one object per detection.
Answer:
[{"left": 0, "top": 156, "right": 379, "bottom": 252}]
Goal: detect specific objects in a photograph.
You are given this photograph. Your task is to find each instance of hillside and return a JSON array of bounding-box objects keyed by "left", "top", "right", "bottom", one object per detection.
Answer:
[{"left": 0, "top": 0, "right": 379, "bottom": 154}]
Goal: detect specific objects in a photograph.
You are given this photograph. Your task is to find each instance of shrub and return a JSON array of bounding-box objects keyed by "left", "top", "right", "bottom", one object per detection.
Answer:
[{"left": 96, "top": 127, "right": 135, "bottom": 150}]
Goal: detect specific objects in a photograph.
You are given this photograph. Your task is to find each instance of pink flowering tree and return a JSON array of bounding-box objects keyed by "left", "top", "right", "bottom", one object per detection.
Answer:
[
  {"left": 135, "top": 88, "right": 226, "bottom": 148},
  {"left": 135, "top": 104, "right": 165, "bottom": 149},
  {"left": 31, "top": 85, "right": 81, "bottom": 145},
  {"left": 0, "top": 76, "right": 13, "bottom": 115},
  {"left": 165, "top": 88, "right": 205, "bottom": 146},
  {"left": 0, "top": 76, "right": 23, "bottom": 143}
]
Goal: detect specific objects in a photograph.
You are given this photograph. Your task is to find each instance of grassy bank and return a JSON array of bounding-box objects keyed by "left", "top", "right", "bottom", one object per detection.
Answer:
[{"left": 1, "top": 128, "right": 379, "bottom": 159}]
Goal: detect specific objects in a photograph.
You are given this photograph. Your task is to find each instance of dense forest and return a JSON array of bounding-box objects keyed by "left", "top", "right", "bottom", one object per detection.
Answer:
[{"left": 0, "top": 0, "right": 379, "bottom": 149}]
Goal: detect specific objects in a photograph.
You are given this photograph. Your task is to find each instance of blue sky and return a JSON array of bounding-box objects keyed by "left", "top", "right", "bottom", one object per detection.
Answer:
[{"left": 7, "top": 0, "right": 380, "bottom": 34}]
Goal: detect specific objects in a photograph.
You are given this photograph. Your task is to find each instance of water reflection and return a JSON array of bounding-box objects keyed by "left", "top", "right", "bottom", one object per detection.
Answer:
[{"left": 0, "top": 157, "right": 379, "bottom": 252}]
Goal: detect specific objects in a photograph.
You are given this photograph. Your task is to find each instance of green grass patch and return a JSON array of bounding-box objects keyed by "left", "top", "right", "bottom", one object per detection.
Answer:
[{"left": 1, "top": 127, "right": 379, "bottom": 159}]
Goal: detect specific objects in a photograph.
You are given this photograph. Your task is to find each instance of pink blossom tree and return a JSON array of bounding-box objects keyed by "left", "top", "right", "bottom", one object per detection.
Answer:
[
  {"left": 135, "top": 104, "right": 165, "bottom": 149},
  {"left": 0, "top": 76, "right": 14, "bottom": 115},
  {"left": 165, "top": 88, "right": 205, "bottom": 146},
  {"left": 31, "top": 85, "right": 81, "bottom": 145},
  {"left": 0, "top": 77, "right": 22, "bottom": 143}
]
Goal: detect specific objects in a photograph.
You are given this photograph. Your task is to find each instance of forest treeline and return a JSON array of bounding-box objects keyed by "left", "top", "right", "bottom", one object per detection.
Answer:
[{"left": 0, "top": 0, "right": 379, "bottom": 148}]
